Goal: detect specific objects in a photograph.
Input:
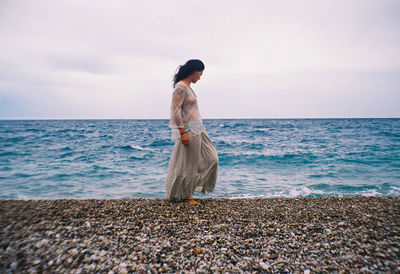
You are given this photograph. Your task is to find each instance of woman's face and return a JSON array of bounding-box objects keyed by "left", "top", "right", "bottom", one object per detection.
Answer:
[{"left": 192, "top": 70, "right": 203, "bottom": 83}]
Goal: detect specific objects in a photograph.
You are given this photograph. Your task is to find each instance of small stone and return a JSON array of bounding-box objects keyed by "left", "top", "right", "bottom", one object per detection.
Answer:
[
  {"left": 10, "top": 261, "right": 18, "bottom": 271},
  {"left": 4, "top": 225, "right": 12, "bottom": 234},
  {"left": 260, "top": 261, "right": 269, "bottom": 270},
  {"left": 341, "top": 254, "right": 352, "bottom": 262},
  {"left": 90, "top": 254, "right": 98, "bottom": 262},
  {"left": 304, "top": 270, "right": 310, "bottom": 274},
  {"left": 69, "top": 248, "right": 78, "bottom": 256},
  {"left": 119, "top": 263, "right": 127, "bottom": 268},
  {"left": 32, "top": 259, "right": 41, "bottom": 265},
  {"left": 35, "top": 238, "right": 49, "bottom": 248}
]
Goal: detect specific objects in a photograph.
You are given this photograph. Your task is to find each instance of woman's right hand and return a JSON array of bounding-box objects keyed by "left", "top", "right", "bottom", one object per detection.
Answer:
[{"left": 181, "top": 132, "right": 189, "bottom": 145}]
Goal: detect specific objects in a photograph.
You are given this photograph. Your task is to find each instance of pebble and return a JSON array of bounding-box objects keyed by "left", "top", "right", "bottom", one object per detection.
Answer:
[
  {"left": 341, "top": 254, "right": 352, "bottom": 262},
  {"left": 69, "top": 248, "right": 78, "bottom": 256},
  {"left": 10, "top": 261, "right": 18, "bottom": 271},
  {"left": 259, "top": 261, "right": 269, "bottom": 270},
  {"left": 87, "top": 263, "right": 96, "bottom": 271},
  {"left": 0, "top": 197, "right": 399, "bottom": 272}
]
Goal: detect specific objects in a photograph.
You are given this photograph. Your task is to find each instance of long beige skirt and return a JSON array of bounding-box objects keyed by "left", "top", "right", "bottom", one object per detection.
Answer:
[{"left": 165, "top": 131, "right": 218, "bottom": 200}]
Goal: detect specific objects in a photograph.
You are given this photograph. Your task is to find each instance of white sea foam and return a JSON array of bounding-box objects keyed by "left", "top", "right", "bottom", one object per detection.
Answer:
[{"left": 128, "top": 145, "right": 154, "bottom": 151}]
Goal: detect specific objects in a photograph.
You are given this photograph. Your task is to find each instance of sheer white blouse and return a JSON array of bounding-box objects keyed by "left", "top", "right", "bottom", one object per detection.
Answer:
[{"left": 169, "top": 82, "right": 205, "bottom": 139}]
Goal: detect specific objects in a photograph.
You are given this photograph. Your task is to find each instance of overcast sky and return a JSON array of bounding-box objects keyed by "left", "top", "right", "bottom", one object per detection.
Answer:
[{"left": 0, "top": 0, "right": 399, "bottom": 119}]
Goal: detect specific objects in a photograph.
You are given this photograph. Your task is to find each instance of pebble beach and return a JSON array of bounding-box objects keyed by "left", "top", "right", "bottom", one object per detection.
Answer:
[{"left": 1, "top": 197, "right": 399, "bottom": 273}]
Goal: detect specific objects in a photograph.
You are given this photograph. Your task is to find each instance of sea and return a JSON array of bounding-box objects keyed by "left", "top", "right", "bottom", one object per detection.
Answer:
[{"left": 0, "top": 119, "right": 399, "bottom": 200}]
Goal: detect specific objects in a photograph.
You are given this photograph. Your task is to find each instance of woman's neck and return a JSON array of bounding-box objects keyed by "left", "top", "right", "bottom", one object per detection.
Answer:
[{"left": 181, "top": 79, "right": 192, "bottom": 88}]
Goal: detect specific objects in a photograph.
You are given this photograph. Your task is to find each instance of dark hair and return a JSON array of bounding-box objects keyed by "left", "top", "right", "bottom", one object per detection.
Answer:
[{"left": 173, "top": 59, "right": 205, "bottom": 87}]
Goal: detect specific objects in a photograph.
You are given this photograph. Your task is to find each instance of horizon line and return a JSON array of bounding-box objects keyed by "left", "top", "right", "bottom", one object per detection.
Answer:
[{"left": 1, "top": 117, "right": 399, "bottom": 121}]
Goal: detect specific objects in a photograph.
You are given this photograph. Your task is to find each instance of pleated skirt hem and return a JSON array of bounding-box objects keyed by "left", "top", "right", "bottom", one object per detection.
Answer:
[{"left": 165, "top": 131, "right": 218, "bottom": 200}]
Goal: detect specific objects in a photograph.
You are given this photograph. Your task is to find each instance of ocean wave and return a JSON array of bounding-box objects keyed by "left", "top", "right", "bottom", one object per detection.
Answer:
[
  {"left": 215, "top": 140, "right": 264, "bottom": 150},
  {"left": 100, "top": 134, "right": 113, "bottom": 139},
  {"left": 0, "top": 151, "right": 26, "bottom": 157},
  {"left": 92, "top": 164, "right": 111, "bottom": 170},
  {"left": 254, "top": 128, "right": 273, "bottom": 133},
  {"left": 218, "top": 151, "right": 318, "bottom": 166},
  {"left": 24, "top": 128, "right": 46, "bottom": 133},
  {"left": 221, "top": 183, "right": 400, "bottom": 198},
  {"left": 118, "top": 145, "right": 154, "bottom": 151},
  {"left": 59, "top": 151, "right": 76, "bottom": 158},
  {"left": 0, "top": 166, "right": 12, "bottom": 171},
  {"left": 13, "top": 172, "right": 37, "bottom": 178},
  {"left": 60, "top": 146, "right": 73, "bottom": 151},
  {"left": 309, "top": 172, "right": 336, "bottom": 179},
  {"left": 6, "top": 136, "right": 27, "bottom": 143},
  {"left": 128, "top": 155, "right": 148, "bottom": 161},
  {"left": 46, "top": 172, "right": 87, "bottom": 180},
  {"left": 147, "top": 139, "right": 173, "bottom": 147}
]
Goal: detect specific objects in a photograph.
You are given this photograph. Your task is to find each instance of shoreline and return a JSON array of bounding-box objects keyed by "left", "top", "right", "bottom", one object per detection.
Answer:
[
  {"left": 1, "top": 197, "right": 399, "bottom": 272},
  {"left": 0, "top": 192, "right": 400, "bottom": 203}
]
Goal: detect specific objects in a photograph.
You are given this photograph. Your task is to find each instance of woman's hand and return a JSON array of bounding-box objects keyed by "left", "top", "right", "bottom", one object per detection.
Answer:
[
  {"left": 179, "top": 128, "right": 189, "bottom": 145},
  {"left": 181, "top": 132, "right": 189, "bottom": 145}
]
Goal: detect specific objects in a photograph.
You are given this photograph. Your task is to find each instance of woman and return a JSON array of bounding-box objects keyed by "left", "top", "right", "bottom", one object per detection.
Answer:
[{"left": 165, "top": 59, "right": 218, "bottom": 204}]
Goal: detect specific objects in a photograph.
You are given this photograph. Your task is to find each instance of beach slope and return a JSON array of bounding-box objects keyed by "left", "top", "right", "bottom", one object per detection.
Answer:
[{"left": 1, "top": 197, "right": 399, "bottom": 272}]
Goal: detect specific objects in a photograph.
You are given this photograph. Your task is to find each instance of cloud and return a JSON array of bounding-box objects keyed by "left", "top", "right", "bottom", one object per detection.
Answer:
[{"left": 0, "top": 0, "right": 399, "bottom": 118}]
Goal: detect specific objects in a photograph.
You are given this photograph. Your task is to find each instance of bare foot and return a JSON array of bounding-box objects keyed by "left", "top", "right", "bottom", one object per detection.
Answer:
[{"left": 184, "top": 199, "right": 200, "bottom": 205}]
